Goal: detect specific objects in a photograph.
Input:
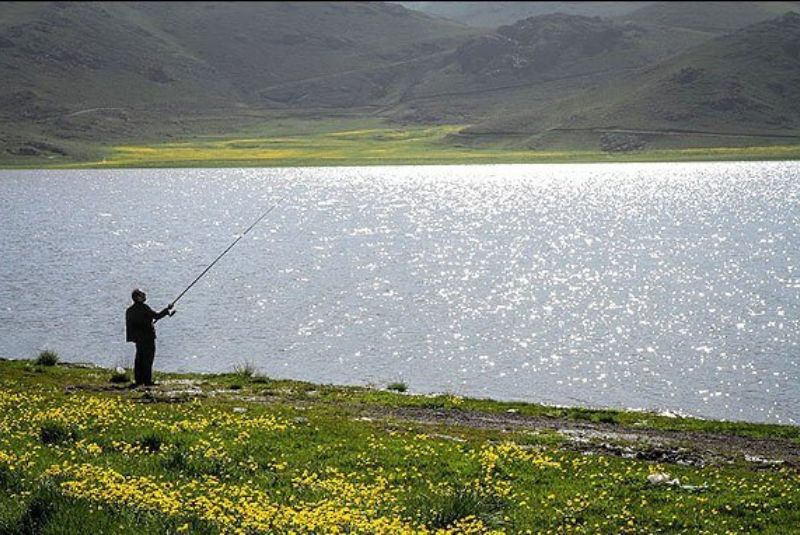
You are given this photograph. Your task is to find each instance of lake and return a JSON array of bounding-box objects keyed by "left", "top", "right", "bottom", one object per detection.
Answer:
[{"left": 1, "top": 163, "right": 798, "bottom": 424}]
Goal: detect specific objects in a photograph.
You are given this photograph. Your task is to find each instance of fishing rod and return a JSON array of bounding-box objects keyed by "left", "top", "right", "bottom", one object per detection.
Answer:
[{"left": 167, "top": 195, "right": 287, "bottom": 309}]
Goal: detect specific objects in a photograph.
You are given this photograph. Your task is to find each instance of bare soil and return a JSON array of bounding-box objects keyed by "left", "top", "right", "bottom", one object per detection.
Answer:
[
  {"left": 368, "top": 406, "right": 800, "bottom": 470},
  {"left": 63, "top": 380, "right": 799, "bottom": 470}
]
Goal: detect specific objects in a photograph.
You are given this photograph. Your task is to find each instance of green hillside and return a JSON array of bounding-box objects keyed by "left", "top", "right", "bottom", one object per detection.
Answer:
[
  {"left": 2, "top": 2, "right": 800, "bottom": 164},
  {"left": 457, "top": 12, "right": 800, "bottom": 151},
  {"left": 593, "top": 12, "right": 800, "bottom": 134},
  {"left": 390, "top": 13, "right": 711, "bottom": 124},
  {"left": 0, "top": 1, "right": 474, "bottom": 161}
]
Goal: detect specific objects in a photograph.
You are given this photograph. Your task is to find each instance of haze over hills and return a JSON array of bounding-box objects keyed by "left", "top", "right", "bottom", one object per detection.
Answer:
[
  {"left": 399, "top": 1, "right": 800, "bottom": 34},
  {"left": 395, "top": 2, "right": 651, "bottom": 28},
  {"left": 617, "top": 1, "right": 800, "bottom": 33},
  {"left": 1, "top": 1, "right": 800, "bottom": 162}
]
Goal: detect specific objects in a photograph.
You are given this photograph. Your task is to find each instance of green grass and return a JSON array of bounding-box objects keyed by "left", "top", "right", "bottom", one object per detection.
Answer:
[
  {"left": 0, "top": 358, "right": 798, "bottom": 534},
  {"left": 387, "top": 381, "right": 408, "bottom": 393},
  {"left": 232, "top": 359, "right": 257, "bottom": 380},
  {"left": 77, "top": 129, "right": 800, "bottom": 167},
  {"left": 4, "top": 121, "right": 800, "bottom": 169},
  {"left": 109, "top": 369, "right": 131, "bottom": 384},
  {"left": 35, "top": 350, "right": 59, "bottom": 367},
  {"left": 39, "top": 420, "right": 79, "bottom": 445}
]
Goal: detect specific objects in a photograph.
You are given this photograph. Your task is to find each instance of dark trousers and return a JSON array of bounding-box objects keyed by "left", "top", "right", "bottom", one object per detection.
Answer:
[{"left": 134, "top": 339, "right": 156, "bottom": 385}]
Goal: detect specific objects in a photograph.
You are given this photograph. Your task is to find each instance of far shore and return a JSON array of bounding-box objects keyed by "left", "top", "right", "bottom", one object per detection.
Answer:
[
  {"left": 4, "top": 147, "right": 800, "bottom": 170},
  {"left": 3, "top": 123, "right": 800, "bottom": 169}
]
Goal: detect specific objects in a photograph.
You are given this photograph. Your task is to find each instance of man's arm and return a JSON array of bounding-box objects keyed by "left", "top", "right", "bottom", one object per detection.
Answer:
[{"left": 153, "top": 303, "right": 175, "bottom": 321}]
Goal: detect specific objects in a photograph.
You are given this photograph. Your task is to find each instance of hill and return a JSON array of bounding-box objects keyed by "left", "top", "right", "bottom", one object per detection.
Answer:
[
  {"left": 2, "top": 3, "right": 800, "bottom": 162},
  {"left": 386, "top": 13, "right": 711, "bottom": 124},
  {"left": 456, "top": 12, "right": 800, "bottom": 150},
  {"left": 619, "top": 1, "right": 800, "bottom": 34},
  {"left": 396, "top": 1, "right": 650, "bottom": 28},
  {"left": 0, "top": 1, "right": 474, "bottom": 159}
]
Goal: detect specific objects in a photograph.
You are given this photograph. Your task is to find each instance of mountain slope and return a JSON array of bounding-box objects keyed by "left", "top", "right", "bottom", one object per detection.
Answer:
[
  {"left": 396, "top": 1, "right": 650, "bottom": 28},
  {"left": 620, "top": 1, "right": 800, "bottom": 33},
  {"left": 386, "top": 13, "right": 711, "bottom": 123},
  {"left": 0, "top": 1, "right": 474, "bottom": 157},
  {"left": 0, "top": 1, "right": 472, "bottom": 109},
  {"left": 458, "top": 12, "right": 800, "bottom": 150},
  {"left": 593, "top": 12, "right": 800, "bottom": 133},
  {"left": 2, "top": 2, "right": 800, "bottom": 161}
]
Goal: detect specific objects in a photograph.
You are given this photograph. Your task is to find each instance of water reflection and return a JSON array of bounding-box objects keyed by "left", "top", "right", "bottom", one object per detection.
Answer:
[{"left": 0, "top": 162, "right": 798, "bottom": 424}]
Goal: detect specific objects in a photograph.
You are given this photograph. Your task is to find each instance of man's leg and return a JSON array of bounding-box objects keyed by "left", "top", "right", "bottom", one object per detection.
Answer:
[
  {"left": 142, "top": 339, "right": 156, "bottom": 386},
  {"left": 134, "top": 342, "right": 144, "bottom": 385}
]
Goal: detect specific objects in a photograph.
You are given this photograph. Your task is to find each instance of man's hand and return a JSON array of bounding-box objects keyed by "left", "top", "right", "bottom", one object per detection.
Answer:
[
  {"left": 167, "top": 303, "right": 174, "bottom": 310},
  {"left": 169, "top": 310, "right": 176, "bottom": 317}
]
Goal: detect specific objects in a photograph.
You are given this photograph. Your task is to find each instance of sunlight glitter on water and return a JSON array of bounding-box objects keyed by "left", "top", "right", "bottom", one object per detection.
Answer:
[{"left": 0, "top": 162, "right": 798, "bottom": 423}]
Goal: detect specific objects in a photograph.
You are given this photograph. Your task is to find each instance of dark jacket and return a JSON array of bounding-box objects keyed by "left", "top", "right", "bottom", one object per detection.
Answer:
[{"left": 126, "top": 302, "right": 169, "bottom": 343}]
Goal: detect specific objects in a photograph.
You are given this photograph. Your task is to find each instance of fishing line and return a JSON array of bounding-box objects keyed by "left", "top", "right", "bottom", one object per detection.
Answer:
[{"left": 168, "top": 195, "right": 287, "bottom": 308}]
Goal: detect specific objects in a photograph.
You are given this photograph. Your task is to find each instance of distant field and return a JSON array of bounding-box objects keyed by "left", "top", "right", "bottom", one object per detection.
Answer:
[
  {"left": 5, "top": 123, "right": 800, "bottom": 169},
  {"left": 68, "top": 126, "right": 800, "bottom": 167}
]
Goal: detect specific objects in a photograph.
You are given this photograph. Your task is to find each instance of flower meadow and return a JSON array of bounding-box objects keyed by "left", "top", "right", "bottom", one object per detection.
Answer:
[{"left": 0, "top": 359, "right": 798, "bottom": 534}]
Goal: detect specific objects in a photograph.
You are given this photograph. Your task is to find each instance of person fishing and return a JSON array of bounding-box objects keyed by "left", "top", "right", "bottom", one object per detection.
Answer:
[
  {"left": 124, "top": 195, "right": 285, "bottom": 387},
  {"left": 126, "top": 289, "right": 175, "bottom": 387}
]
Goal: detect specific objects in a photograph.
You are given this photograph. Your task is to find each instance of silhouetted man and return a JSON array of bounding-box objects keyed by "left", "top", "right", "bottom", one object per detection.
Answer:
[{"left": 126, "top": 289, "right": 175, "bottom": 387}]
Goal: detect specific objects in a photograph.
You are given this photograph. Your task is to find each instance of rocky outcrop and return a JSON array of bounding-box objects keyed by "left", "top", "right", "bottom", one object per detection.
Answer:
[{"left": 455, "top": 14, "right": 632, "bottom": 76}]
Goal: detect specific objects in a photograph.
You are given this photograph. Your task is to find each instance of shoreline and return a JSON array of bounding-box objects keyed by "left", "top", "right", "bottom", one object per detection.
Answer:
[
  {"left": 3, "top": 356, "right": 793, "bottom": 428},
  {"left": 1, "top": 358, "right": 798, "bottom": 533},
  {"left": 5, "top": 356, "right": 794, "bottom": 429},
  {"left": 3, "top": 150, "right": 800, "bottom": 170},
  {"left": 2, "top": 123, "right": 800, "bottom": 169},
  {"left": 5, "top": 358, "right": 799, "bottom": 448}
]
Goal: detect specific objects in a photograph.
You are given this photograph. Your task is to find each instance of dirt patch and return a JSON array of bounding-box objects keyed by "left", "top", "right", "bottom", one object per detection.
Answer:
[
  {"left": 61, "top": 380, "right": 798, "bottom": 470},
  {"left": 369, "top": 406, "right": 799, "bottom": 469}
]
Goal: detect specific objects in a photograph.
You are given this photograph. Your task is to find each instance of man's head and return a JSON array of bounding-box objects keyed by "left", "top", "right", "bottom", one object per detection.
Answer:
[{"left": 132, "top": 289, "right": 147, "bottom": 303}]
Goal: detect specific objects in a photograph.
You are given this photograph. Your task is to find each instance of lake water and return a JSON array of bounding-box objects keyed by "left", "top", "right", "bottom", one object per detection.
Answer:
[{"left": 1, "top": 163, "right": 798, "bottom": 424}]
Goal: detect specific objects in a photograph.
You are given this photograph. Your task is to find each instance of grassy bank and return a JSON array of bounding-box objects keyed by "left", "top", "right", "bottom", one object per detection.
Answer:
[
  {"left": 0, "top": 358, "right": 797, "bottom": 534},
  {"left": 4, "top": 123, "right": 800, "bottom": 169}
]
